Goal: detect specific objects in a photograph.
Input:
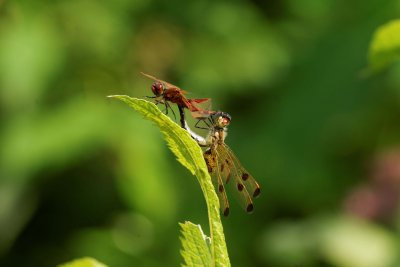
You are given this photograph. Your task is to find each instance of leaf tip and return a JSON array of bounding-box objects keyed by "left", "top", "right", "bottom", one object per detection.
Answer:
[{"left": 107, "top": 94, "right": 126, "bottom": 99}]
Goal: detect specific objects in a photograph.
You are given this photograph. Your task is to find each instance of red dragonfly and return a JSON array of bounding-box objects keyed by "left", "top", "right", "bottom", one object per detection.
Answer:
[
  {"left": 186, "top": 111, "right": 261, "bottom": 216},
  {"left": 141, "top": 72, "right": 212, "bottom": 120}
]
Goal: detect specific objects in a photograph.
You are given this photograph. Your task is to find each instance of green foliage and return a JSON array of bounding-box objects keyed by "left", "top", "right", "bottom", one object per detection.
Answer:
[
  {"left": 3, "top": 1, "right": 400, "bottom": 266},
  {"left": 58, "top": 257, "right": 107, "bottom": 267},
  {"left": 108, "top": 96, "right": 230, "bottom": 267},
  {"left": 368, "top": 19, "right": 400, "bottom": 71},
  {"left": 179, "top": 221, "right": 212, "bottom": 267},
  {"left": 262, "top": 215, "right": 398, "bottom": 267}
]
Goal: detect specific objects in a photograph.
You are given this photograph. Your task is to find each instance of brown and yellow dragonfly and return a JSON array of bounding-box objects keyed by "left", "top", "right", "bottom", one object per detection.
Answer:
[{"left": 182, "top": 110, "right": 261, "bottom": 216}]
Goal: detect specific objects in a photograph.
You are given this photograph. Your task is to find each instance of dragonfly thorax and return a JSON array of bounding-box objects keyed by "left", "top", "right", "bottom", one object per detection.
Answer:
[{"left": 206, "top": 128, "right": 227, "bottom": 146}]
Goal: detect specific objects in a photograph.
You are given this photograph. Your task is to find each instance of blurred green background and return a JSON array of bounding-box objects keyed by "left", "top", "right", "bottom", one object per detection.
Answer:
[{"left": 1, "top": 0, "right": 400, "bottom": 266}]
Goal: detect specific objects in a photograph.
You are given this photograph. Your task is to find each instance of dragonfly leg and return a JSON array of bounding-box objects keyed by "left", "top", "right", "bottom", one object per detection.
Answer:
[
  {"left": 164, "top": 102, "right": 169, "bottom": 115},
  {"left": 166, "top": 101, "right": 176, "bottom": 121},
  {"left": 154, "top": 99, "right": 164, "bottom": 106},
  {"left": 178, "top": 105, "right": 186, "bottom": 129},
  {"left": 194, "top": 119, "right": 210, "bottom": 130}
]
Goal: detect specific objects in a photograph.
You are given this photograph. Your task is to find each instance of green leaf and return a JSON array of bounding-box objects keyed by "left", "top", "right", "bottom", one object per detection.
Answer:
[
  {"left": 58, "top": 257, "right": 107, "bottom": 267},
  {"left": 368, "top": 19, "right": 400, "bottom": 72},
  {"left": 180, "top": 221, "right": 212, "bottom": 267},
  {"left": 108, "top": 96, "right": 230, "bottom": 267}
]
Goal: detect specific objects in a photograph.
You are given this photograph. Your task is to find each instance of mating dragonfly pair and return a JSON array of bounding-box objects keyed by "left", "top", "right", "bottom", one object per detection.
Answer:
[{"left": 142, "top": 73, "right": 261, "bottom": 216}]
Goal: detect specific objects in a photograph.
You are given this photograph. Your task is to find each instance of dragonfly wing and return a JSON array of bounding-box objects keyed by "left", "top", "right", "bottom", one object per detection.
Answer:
[
  {"left": 180, "top": 95, "right": 193, "bottom": 109},
  {"left": 204, "top": 148, "right": 230, "bottom": 216},
  {"left": 217, "top": 144, "right": 259, "bottom": 213},
  {"left": 188, "top": 98, "right": 213, "bottom": 119},
  {"left": 140, "top": 72, "right": 181, "bottom": 90},
  {"left": 223, "top": 145, "right": 261, "bottom": 198},
  {"left": 191, "top": 98, "right": 210, "bottom": 104}
]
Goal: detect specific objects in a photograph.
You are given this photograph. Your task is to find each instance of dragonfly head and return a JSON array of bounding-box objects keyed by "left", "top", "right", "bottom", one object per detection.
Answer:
[
  {"left": 211, "top": 111, "right": 231, "bottom": 129},
  {"left": 151, "top": 82, "right": 165, "bottom": 97}
]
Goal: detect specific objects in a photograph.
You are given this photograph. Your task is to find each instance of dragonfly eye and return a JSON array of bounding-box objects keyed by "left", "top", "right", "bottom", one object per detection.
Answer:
[
  {"left": 151, "top": 82, "right": 164, "bottom": 96},
  {"left": 211, "top": 111, "right": 231, "bottom": 128},
  {"left": 220, "top": 116, "right": 230, "bottom": 127}
]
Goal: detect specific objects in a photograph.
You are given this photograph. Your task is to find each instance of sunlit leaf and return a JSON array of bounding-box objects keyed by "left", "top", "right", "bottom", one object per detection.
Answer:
[
  {"left": 368, "top": 19, "right": 400, "bottom": 71},
  {"left": 180, "top": 221, "right": 212, "bottom": 267},
  {"left": 58, "top": 257, "right": 107, "bottom": 267},
  {"left": 108, "top": 96, "right": 230, "bottom": 267}
]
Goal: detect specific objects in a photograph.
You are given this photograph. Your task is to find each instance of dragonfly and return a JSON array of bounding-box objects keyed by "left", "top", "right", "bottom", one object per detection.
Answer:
[
  {"left": 183, "top": 110, "right": 261, "bottom": 216},
  {"left": 141, "top": 72, "right": 212, "bottom": 121}
]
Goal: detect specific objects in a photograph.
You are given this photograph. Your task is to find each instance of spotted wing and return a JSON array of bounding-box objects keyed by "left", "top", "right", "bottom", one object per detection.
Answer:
[
  {"left": 216, "top": 143, "right": 260, "bottom": 213},
  {"left": 204, "top": 148, "right": 230, "bottom": 216}
]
